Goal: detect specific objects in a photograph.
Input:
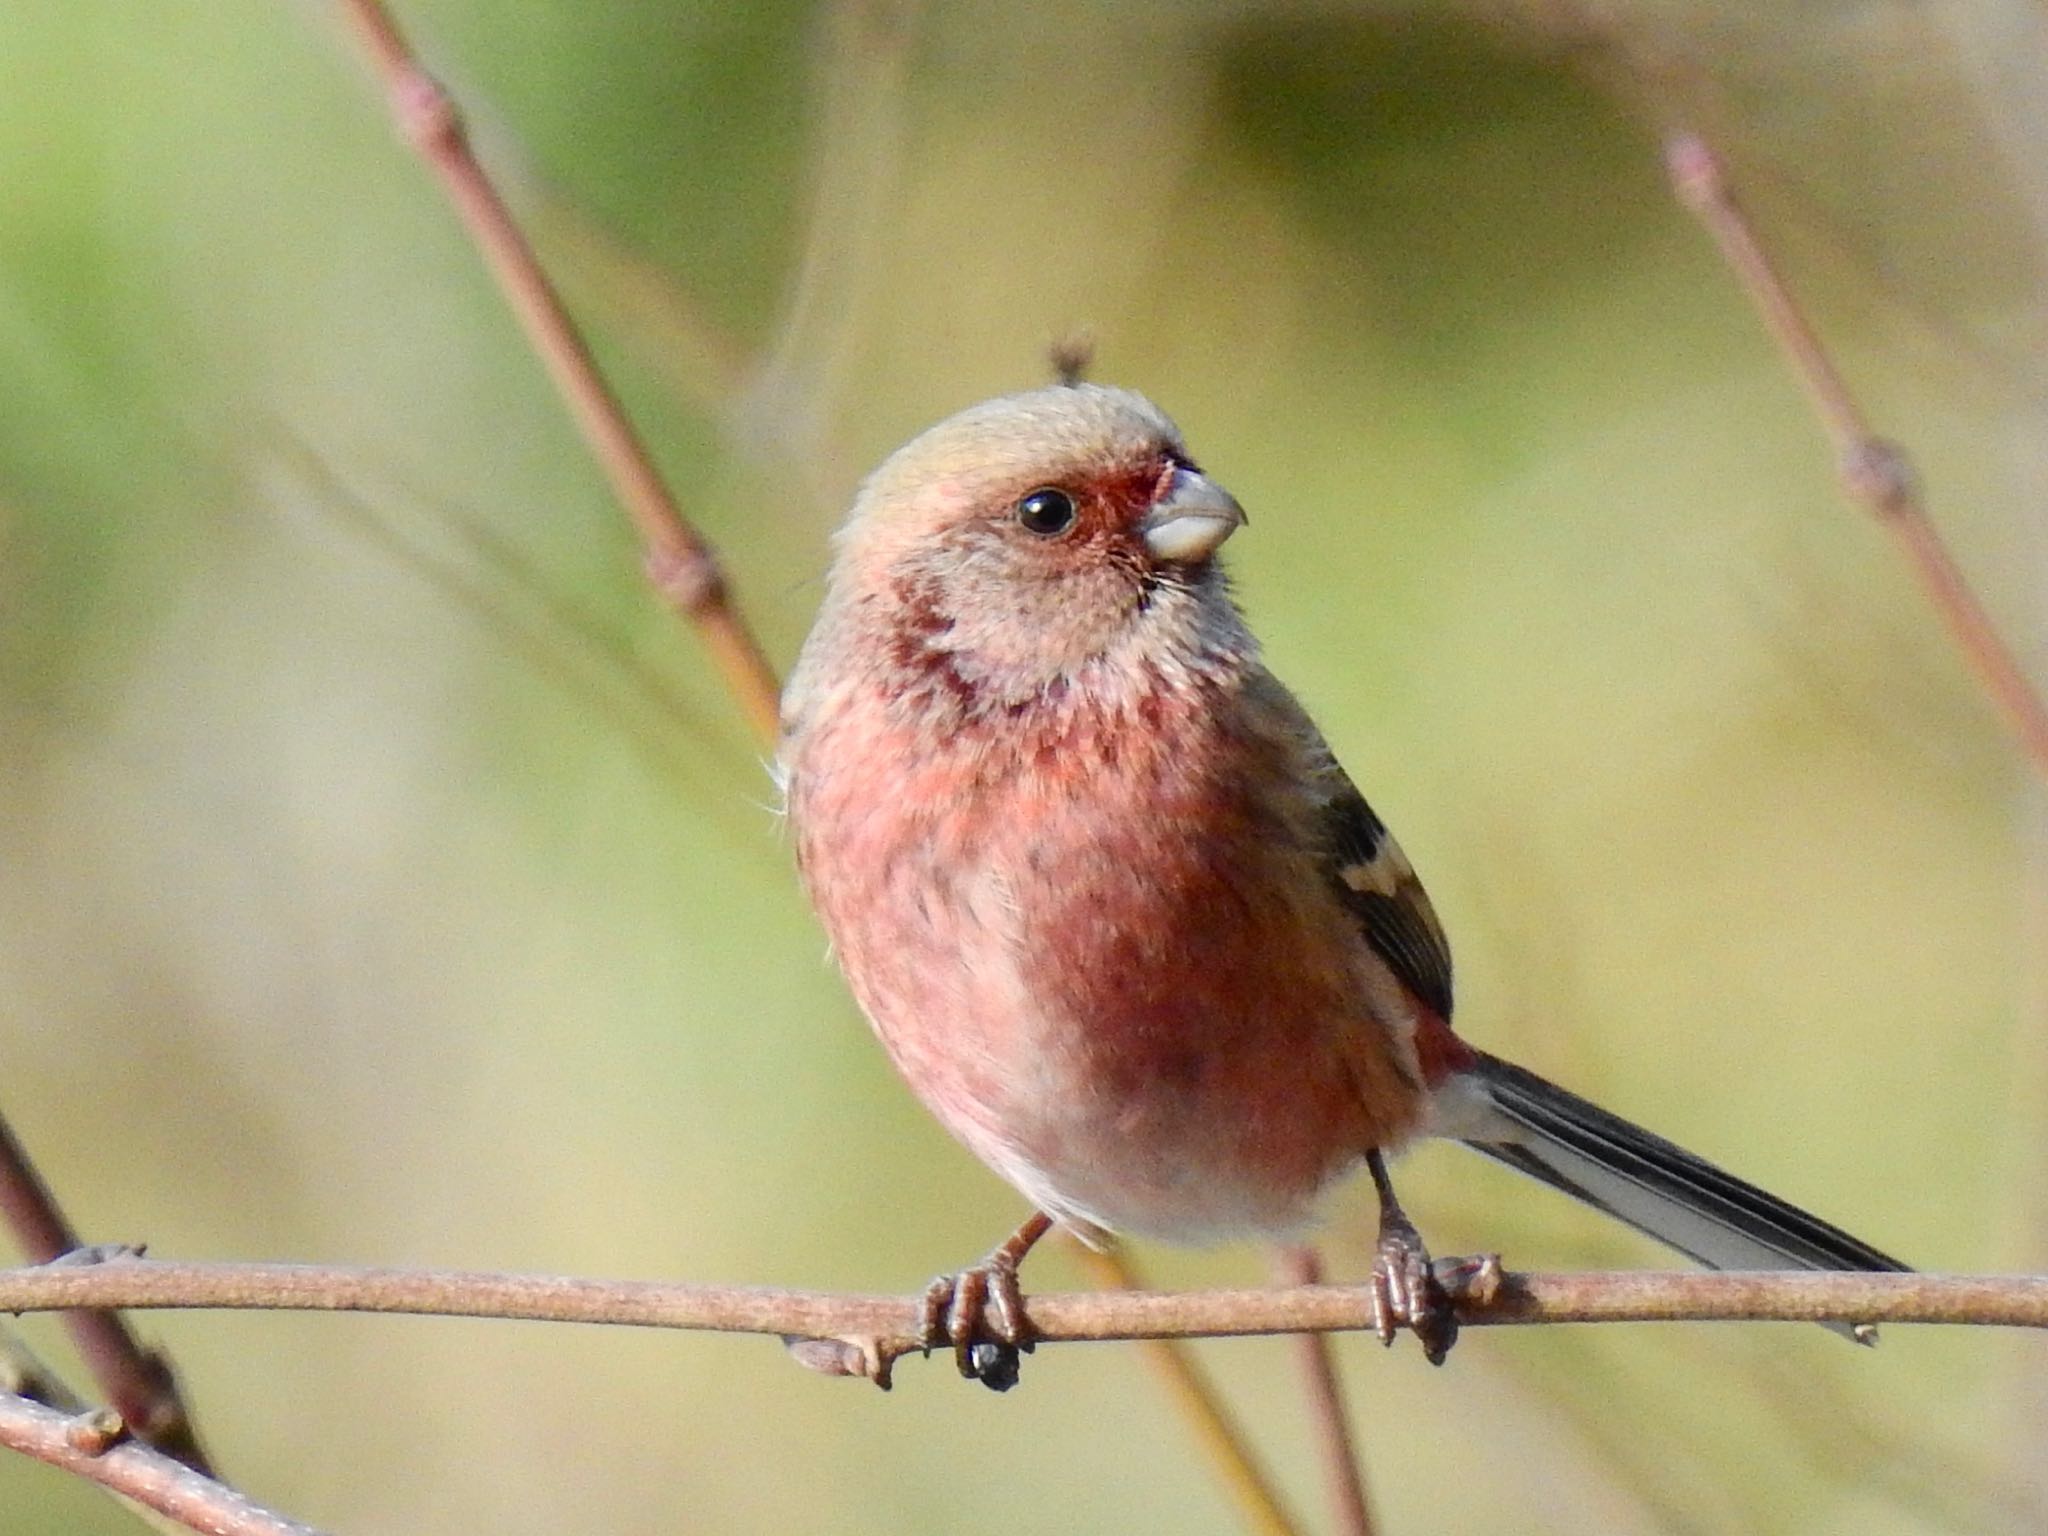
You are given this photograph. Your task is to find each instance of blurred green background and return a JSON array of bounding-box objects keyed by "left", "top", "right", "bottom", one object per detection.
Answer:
[{"left": 2, "top": 1, "right": 2043, "bottom": 1532}]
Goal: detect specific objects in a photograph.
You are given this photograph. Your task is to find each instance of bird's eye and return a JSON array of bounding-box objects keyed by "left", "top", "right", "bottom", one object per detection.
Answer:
[{"left": 1015, "top": 487, "right": 1077, "bottom": 537}]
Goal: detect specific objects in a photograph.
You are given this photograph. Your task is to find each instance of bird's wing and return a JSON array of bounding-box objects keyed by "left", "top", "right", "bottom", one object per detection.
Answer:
[
  {"left": 1317, "top": 780, "right": 1455, "bottom": 1022},
  {"left": 1238, "top": 668, "right": 1454, "bottom": 1022}
]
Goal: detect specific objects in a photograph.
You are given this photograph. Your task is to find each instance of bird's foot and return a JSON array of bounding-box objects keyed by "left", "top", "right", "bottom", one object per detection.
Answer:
[
  {"left": 918, "top": 1213, "right": 1051, "bottom": 1392},
  {"left": 920, "top": 1258, "right": 1031, "bottom": 1391},
  {"left": 1371, "top": 1213, "right": 1460, "bottom": 1366}
]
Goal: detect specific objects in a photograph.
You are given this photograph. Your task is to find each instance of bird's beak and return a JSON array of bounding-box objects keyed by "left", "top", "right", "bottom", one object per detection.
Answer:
[{"left": 1140, "top": 467, "right": 1247, "bottom": 563}]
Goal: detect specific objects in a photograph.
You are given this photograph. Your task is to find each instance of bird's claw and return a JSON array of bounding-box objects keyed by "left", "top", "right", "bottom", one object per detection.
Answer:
[
  {"left": 1371, "top": 1215, "right": 1459, "bottom": 1365},
  {"left": 920, "top": 1255, "right": 1034, "bottom": 1392}
]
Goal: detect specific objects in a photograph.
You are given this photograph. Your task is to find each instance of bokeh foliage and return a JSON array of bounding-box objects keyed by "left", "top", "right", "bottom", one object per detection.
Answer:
[{"left": 2, "top": 2, "right": 2043, "bottom": 1532}]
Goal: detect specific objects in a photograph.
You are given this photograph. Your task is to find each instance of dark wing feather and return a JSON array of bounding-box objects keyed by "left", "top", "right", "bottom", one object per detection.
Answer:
[{"left": 1319, "top": 782, "right": 1455, "bottom": 1020}]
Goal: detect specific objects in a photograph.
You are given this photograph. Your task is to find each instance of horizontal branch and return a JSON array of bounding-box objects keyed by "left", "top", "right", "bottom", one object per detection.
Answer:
[{"left": 0, "top": 1259, "right": 2038, "bottom": 1384}]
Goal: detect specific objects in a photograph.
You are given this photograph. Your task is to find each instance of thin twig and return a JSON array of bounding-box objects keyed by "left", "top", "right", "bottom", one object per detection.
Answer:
[
  {"left": 1517, "top": 1, "right": 2048, "bottom": 779},
  {"left": 1, "top": 1258, "right": 2042, "bottom": 1360},
  {"left": 1514, "top": 0, "right": 2046, "bottom": 405},
  {"left": 0, "top": 1390, "right": 320, "bottom": 1536},
  {"left": 1072, "top": 1244, "right": 1304, "bottom": 1536},
  {"left": 330, "top": 0, "right": 783, "bottom": 743},
  {"left": 0, "top": 1107, "right": 210, "bottom": 1472},
  {"left": 1665, "top": 130, "right": 2048, "bottom": 778},
  {"left": 1273, "top": 1246, "right": 1375, "bottom": 1536}
]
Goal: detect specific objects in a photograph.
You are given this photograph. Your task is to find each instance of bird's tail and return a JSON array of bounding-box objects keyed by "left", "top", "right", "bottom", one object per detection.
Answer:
[{"left": 1440, "top": 1049, "right": 1905, "bottom": 1302}]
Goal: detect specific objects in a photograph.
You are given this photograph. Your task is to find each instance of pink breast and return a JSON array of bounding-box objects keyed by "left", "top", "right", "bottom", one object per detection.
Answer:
[{"left": 790, "top": 682, "right": 1425, "bottom": 1239}]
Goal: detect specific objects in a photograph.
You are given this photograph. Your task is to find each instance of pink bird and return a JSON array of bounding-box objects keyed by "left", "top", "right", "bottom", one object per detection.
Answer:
[{"left": 779, "top": 382, "right": 1903, "bottom": 1385}]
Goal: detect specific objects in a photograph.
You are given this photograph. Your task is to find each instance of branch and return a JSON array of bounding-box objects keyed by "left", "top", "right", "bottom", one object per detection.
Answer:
[
  {"left": 1071, "top": 1242, "right": 1304, "bottom": 1536},
  {"left": 1518, "top": 1, "right": 2048, "bottom": 777},
  {"left": 1273, "top": 1245, "right": 1375, "bottom": 1536},
  {"left": 0, "top": 1108, "right": 211, "bottom": 1472},
  {"left": 0, "top": 1391, "right": 320, "bottom": 1536},
  {"left": 330, "top": 0, "right": 784, "bottom": 743},
  {"left": 1665, "top": 132, "right": 2048, "bottom": 780},
  {"left": 0, "top": 1259, "right": 2040, "bottom": 1381}
]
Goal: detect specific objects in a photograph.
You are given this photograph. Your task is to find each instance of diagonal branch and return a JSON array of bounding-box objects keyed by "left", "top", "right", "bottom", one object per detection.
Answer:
[
  {"left": 0, "top": 1107, "right": 211, "bottom": 1473},
  {"left": 0, "top": 1390, "right": 319, "bottom": 1536},
  {"left": 1272, "top": 1245, "right": 1376, "bottom": 1536},
  {"left": 1072, "top": 1243, "right": 1305, "bottom": 1536},
  {"left": 330, "top": 0, "right": 783, "bottom": 743},
  {"left": 1527, "top": 0, "right": 2048, "bottom": 780},
  {"left": 1665, "top": 132, "right": 2048, "bottom": 779}
]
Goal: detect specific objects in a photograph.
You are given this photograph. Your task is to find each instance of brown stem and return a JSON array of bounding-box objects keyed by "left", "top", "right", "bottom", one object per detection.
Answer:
[
  {"left": 1070, "top": 1244, "right": 1304, "bottom": 1536},
  {"left": 1520, "top": 2, "right": 2048, "bottom": 780},
  {"left": 1, "top": 1257, "right": 2039, "bottom": 1355},
  {"left": 1665, "top": 134, "right": 2048, "bottom": 780},
  {"left": 330, "top": 0, "right": 784, "bottom": 744},
  {"left": 1272, "top": 1245, "right": 1376, "bottom": 1536},
  {"left": 0, "top": 1390, "right": 318, "bottom": 1536},
  {"left": 0, "top": 1108, "right": 211, "bottom": 1472}
]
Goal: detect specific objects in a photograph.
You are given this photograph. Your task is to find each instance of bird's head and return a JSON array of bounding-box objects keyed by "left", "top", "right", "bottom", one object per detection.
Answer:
[{"left": 827, "top": 384, "right": 1251, "bottom": 704}]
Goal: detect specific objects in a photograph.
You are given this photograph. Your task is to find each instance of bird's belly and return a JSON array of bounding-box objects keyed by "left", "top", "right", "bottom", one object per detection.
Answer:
[{"left": 815, "top": 763, "right": 1423, "bottom": 1241}]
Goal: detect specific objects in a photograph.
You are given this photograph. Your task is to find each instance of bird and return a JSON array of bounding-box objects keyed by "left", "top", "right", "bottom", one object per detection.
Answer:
[{"left": 777, "top": 381, "right": 1905, "bottom": 1386}]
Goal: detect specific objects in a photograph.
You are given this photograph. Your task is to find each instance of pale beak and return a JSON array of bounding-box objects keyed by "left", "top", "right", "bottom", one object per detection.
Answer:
[{"left": 1140, "top": 467, "right": 1247, "bottom": 563}]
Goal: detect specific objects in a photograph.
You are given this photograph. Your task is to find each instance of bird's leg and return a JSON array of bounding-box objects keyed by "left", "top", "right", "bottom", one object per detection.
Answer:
[
  {"left": 919, "top": 1210, "right": 1054, "bottom": 1392},
  {"left": 1367, "top": 1150, "right": 1459, "bottom": 1366}
]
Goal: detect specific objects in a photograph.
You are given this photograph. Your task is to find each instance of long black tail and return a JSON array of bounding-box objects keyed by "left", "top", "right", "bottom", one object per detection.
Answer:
[{"left": 1448, "top": 1050, "right": 1905, "bottom": 1306}]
